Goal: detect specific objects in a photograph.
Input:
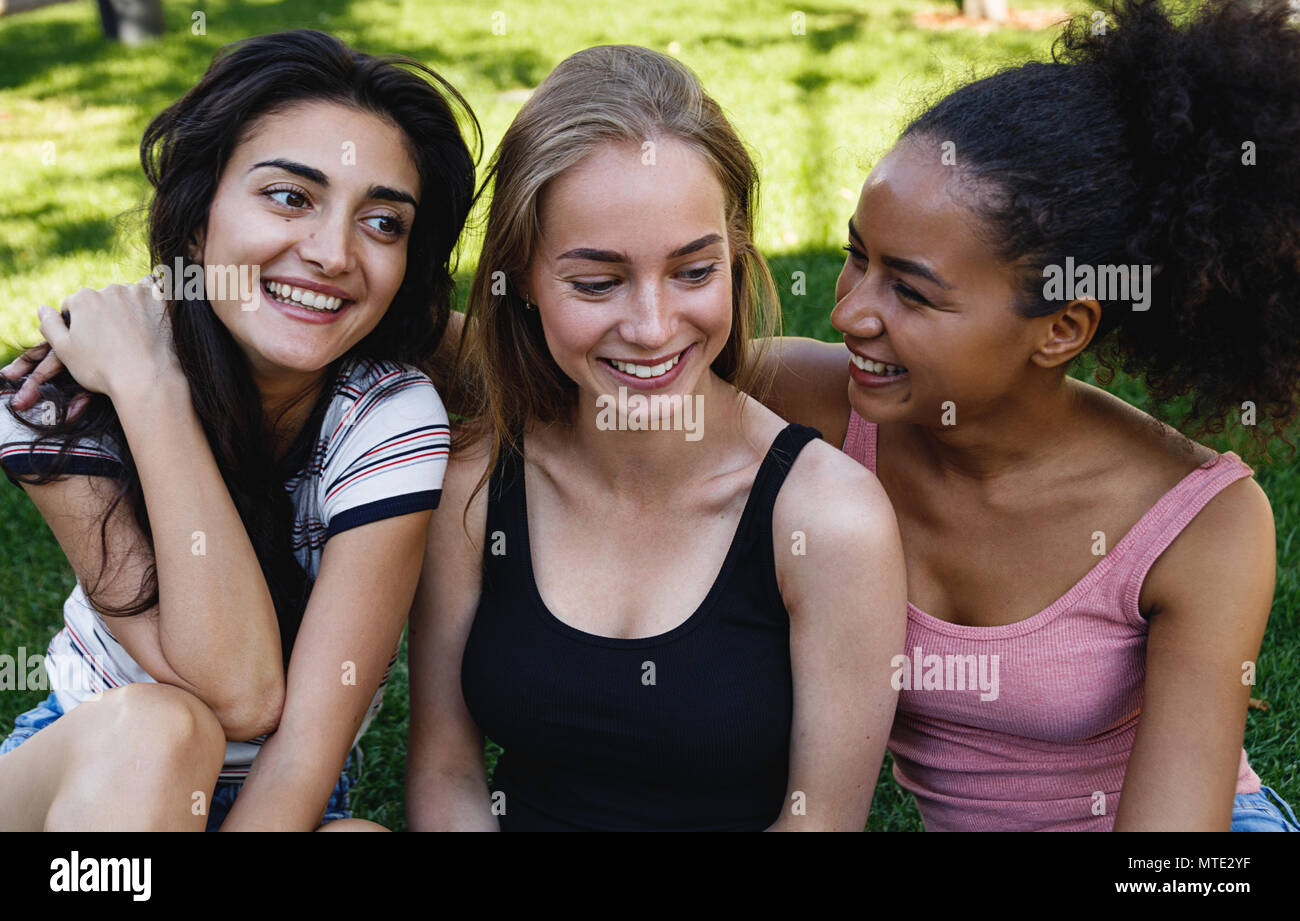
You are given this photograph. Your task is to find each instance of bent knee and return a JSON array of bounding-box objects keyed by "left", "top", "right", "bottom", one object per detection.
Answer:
[
  {"left": 86, "top": 683, "right": 226, "bottom": 763},
  {"left": 317, "top": 818, "right": 389, "bottom": 832}
]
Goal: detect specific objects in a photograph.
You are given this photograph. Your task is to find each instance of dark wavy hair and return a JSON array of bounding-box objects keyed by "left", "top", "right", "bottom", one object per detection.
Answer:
[
  {"left": 0, "top": 30, "right": 480, "bottom": 662},
  {"left": 904, "top": 0, "right": 1300, "bottom": 457}
]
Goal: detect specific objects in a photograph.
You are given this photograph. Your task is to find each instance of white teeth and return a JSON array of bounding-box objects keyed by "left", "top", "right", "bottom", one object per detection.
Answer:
[
  {"left": 850, "top": 353, "right": 907, "bottom": 376},
  {"left": 264, "top": 281, "right": 344, "bottom": 312},
  {"left": 609, "top": 350, "right": 683, "bottom": 379}
]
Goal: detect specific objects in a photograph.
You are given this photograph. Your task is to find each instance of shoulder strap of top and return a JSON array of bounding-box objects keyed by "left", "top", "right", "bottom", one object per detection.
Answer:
[
  {"left": 1115, "top": 450, "right": 1256, "bottom": 624},
  {"left": 756, "top": 423, "right": 824, "bottom": 497},
  {"left": 482, "top": 424, "right": 824, "bottom": 571},
  {"left": 731, "top": 422, "right": 824, "bottom": 552},
  {"left": 483, "top": 437, "right": 528, "bottom": 573},
  {"left": 842, "top": 409, "right": 877, "bottom": 474}
]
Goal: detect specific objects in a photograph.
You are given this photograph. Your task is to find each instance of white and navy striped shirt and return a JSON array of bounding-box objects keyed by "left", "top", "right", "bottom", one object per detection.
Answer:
[{"left": 1, "top": 356, "right": 449, "bottom": 779}]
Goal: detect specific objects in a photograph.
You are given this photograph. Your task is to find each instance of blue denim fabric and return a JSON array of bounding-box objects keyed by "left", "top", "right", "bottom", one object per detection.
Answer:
[
  {"left": 3, "top": 691, "right": 361, "bottom": 830},
  {"left": 0, "top": 690, "right": 64, "bottom": 754},
  {"left": 204, "top": 747, "right": 360, "bottom": 831},
  {"left": 1231, "top": 785, "right": 1300, "bottom": 832}
]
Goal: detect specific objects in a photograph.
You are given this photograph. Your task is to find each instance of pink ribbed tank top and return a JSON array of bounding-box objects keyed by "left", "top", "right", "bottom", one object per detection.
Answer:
[{"left": 843, "top": 410, "right": 1262, "bottom": 831}]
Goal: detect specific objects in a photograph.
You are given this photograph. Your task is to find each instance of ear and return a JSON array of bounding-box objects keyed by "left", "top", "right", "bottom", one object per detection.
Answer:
[
  {"left": 1029, "top": 298, "right": 1101, "bottom": 369},
  {"left": 187, "top": 226, "right": 206, "bottom": 263}
]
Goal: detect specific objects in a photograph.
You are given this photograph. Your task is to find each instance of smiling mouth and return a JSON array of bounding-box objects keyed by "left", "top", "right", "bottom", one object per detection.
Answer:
[
  {"left": 850, "top": 353, "right": 908, "bottom": 376},
  {"left": 601, "top": 348, "right": 687, "bottom": 380},
  {"left": 262, "top": 280, "right": 350, "bottom": 313}
]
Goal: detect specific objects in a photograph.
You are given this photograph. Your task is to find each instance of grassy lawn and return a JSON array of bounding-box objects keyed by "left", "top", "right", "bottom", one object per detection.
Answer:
[{"left": 2, "top": 0, "right": 1295, "bottom": 831}]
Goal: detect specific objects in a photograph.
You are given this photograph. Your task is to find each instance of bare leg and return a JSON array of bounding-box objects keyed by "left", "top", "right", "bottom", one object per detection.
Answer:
[
  {"left": 0, "top": 683, "right": 226, "bottom": 831},
  {"left": 317, "top": 818, "right": 390, "bottom": 832}
]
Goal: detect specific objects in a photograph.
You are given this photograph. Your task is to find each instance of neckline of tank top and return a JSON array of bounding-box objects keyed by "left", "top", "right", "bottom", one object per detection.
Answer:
[
  {"left": 506, "top": 422, "right": 813, "bottom": 649},
  {"left": 865, "top": 414, "right": 1250, "bottom": 638}
]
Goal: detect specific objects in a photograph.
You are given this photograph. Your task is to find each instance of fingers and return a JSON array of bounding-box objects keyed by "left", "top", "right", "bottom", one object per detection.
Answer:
[
  {"left": 36, "top": 305, "right": 71, "bottom": 370},
  {"left": 0, "top": 341, "right": 52, "bottom": 382},
  {"left": 10, "top": 343, "right": 68, "bottom": 411},
  {"left": 68, "top": 392, "right": 91, "bottom": 422}
]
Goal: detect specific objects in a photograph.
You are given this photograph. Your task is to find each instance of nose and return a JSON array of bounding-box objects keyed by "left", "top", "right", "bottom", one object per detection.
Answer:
[
  {"left": 296, "top": 209, "right": 354, "bottom": 277},
  {"left": 830, "top": 267, "right": 884, "bottom": 341},
  {"left": 619, "top": 280, "right": 676, "bottom": 354}
]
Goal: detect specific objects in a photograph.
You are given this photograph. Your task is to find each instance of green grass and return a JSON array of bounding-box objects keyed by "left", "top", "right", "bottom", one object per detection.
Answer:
[{"left": 2, "top": 0, "right": 1295, "bottom": 832}]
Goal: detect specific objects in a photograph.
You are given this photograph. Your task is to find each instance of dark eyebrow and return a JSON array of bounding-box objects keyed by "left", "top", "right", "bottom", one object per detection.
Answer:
[
  {"left": 368, "top": 185, "right": 417, "bottom": 208},
  {"left": 558, "top": 247, "right": 628, "bottom": 263},
  {"left": 558, "top": 233, "right": 724, "bottom": 264},
  {"left": 881, "top": 256, "right": 953, "bottom": 290},
  {"left": 666, "top": 233, "right": 724, "bottom": 259},
  {"left": 848, "top": 218, "right": 954, "bottom": 290},
  {"left": 250, "top": 159, "right": 327, "bottom": 185},
  {"left": 251, "top": 161, "right": 416, "bottom": 209}
]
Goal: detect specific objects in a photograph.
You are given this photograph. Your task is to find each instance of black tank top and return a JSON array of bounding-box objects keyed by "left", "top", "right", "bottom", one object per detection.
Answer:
[{"left": 460, "top": 423, "right": 823, "bottom": 831}]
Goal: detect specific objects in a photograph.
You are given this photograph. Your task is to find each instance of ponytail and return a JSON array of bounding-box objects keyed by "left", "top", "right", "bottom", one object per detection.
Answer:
[{"left": 905, "top": 0, "right": 1300, "bottom": 456}]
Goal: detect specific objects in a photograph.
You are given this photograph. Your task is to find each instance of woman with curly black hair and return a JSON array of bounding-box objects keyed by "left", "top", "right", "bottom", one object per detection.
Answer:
[{"left": 762, "top": 0, "right": 1300, "bottom": 830}]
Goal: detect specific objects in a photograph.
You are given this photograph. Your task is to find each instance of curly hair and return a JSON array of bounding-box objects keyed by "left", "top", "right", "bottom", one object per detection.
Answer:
[{"left": 904, "top": 0, "right": 1300, "bottom": 457}]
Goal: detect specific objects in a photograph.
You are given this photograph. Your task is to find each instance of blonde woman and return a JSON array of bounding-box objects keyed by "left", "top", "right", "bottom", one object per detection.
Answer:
[{"left": 405, "top": 46, "right": 907, "bottom": 831}]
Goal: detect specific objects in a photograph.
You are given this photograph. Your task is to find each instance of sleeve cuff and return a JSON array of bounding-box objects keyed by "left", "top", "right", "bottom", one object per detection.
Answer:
[
  {"left": 2, "top": 455, "right": 124, "bottom": 486},
  {"left": 324, "top": 489, "right": 442, "bottom": 540}
]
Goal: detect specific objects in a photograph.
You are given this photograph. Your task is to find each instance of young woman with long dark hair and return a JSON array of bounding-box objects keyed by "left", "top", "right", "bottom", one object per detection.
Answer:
[{"left": 0, "top": 29, "right": 479, "bottom": 831}]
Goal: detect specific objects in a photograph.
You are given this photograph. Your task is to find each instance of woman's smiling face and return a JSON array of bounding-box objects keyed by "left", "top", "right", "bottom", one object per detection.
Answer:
[
  {"left": 196, "top": 100, "right": 420, "bottom": 383},
  {"left": 525, "top": 137, "right": 733, "bottom": 402},
  {"left": 831, "top": 136, "right": 1042, "bottom": 426}
]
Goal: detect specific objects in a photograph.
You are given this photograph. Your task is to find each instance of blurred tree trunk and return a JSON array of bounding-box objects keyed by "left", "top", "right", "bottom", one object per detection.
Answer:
[{"left": 97, "top": 0, "right": 163, "bottom": 44}]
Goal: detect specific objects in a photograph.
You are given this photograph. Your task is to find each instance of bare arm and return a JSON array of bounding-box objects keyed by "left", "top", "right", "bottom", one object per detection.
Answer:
[
  {"left": 748, "top": 337, "right": 853, "bottom": 448},
  {"left": 768, "top": 441, "right": 908, "bottom": 830},
  {"left": 406, "top": 443, "right": 498, "bottom": 831},
  {"left": 107, "top": 383, "right": 284, "bottom": 736},
  {"left": 218, "top": 509, "right": 433, "bottom": 830},
  {"left": 1113, "top": 476, "right": 1275, "bottom": 831},
  {"left": 27, "top": 285, "right": 284, "bottom": 737}
]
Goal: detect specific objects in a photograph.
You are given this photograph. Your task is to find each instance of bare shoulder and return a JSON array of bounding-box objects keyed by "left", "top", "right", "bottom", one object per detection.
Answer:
[
  {"left": 441, "top": 430, "right": 493, "bottom": 497},
  {"left": 1075, "top": 379, "right": 1216, "bottom": 472},
  {"left": 1143, "top": 470, "right": 1275, "bottom": 623},
  {"left": 767, "top": 421, "right": 906, "bottom": 628},
  {"left": 430, "top": 428, "right": 494, "bottom": 553},
  {"left": 771, "top": 428, "right": 900, "bottom": 577}
]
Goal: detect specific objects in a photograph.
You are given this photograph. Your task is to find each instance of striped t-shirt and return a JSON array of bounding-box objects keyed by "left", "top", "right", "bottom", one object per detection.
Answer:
[{"left": 1, "top": 356, "right": 449, "bottom": 779}]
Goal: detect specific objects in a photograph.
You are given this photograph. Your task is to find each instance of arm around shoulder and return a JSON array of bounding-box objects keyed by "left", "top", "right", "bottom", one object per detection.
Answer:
[{"left": 749, "top": 337, "right": 853, "bottom": 447}]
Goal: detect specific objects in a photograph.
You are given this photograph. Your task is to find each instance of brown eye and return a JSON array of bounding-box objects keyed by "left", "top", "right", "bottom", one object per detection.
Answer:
[
  {"left": 364, "top": 214, "right": 407, "bottom": 237},
  {"left": 266, "top": 187, "right": 309, "bottom": 209}
]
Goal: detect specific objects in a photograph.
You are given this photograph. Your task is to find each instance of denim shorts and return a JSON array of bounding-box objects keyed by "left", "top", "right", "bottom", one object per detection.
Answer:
[
  {"left": 1231, "top": 785, "right": 1300, "bottom": 832},
  {"left": 2, "top": 691, "right": 361, "bottom": 830}
]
